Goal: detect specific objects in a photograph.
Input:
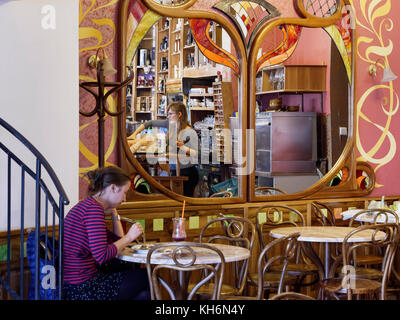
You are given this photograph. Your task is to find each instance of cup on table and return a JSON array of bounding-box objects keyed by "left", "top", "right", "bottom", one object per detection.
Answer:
[{"left": 172, "top": 217, "right": 186, "bottom": 241}]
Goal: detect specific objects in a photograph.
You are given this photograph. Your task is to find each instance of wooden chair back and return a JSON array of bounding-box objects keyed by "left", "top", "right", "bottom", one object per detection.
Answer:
[
  {"left": 255, "top": 204, "right": 305, "bottom": 251},
  {"left": 199, "top": 216, "right": 255, "bottom": 295},
  {"left": 341, "top": 223, "right": 400, "bottom": 299},
  {"left": 349, "top": 208, "right": 400, "bottom": 227},
  {"left": 146, "top": 242, "right": 225, "bottom": 300},
  {"left": 255, "top": 232, "right": 301, "bottom": 299},
  {"left": 311, "top": 201, "right": 336, "bottom": 226}
]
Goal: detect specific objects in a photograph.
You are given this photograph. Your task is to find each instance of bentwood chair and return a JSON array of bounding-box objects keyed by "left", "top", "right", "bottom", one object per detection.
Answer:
[
  {"left": 311, "top": 201, "right": 336, "bottom": 227},
  {"left": 189, "top": 216, "right": 255, "bottom": 298},
  {"left": 320, "top": 223, "right": 400, "bottom": 300},
  {"left": 348, "top": 209, "right": 400, "bottom": 273},
  {"left": 146, "top": 242, "right": 225, "bottom": 300},
  {"left": 225, "top": 232, "right": 301, "bottom": 300},
  {"left": 349, "top": 208, "right": 400, "bottom": 227},
  {"left": 250, "top": 205, "right": 319, "bottom": 293}
]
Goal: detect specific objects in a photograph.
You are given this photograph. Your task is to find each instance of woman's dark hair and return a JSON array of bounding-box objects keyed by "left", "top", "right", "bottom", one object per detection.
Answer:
[{"left": 87, "top": 166, "right": 131, "bottom": 196}]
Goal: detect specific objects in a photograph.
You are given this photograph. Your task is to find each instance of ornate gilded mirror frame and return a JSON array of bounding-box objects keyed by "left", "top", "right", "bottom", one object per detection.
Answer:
[{"left": 117, "top": 0, "right": 375, "bottom": 205}]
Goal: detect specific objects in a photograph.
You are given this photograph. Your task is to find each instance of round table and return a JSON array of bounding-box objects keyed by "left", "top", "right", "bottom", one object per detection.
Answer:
[
  {"left": 270, "top": 226, "right": 386, "bottom": 280},
  {"left": 119, "top": 242, "right": 250, "bottom": 264},
  {"left": 119, "top": 242, "right": 250, "bottom": 300},
  {"left": 341, "top": 209, "right": 399, "bottom": 224}
]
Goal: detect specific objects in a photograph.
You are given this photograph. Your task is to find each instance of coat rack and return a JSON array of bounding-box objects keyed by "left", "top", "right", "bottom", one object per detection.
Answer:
[{"left": 79, "top": 48, "right": 133, "bottom": 168}]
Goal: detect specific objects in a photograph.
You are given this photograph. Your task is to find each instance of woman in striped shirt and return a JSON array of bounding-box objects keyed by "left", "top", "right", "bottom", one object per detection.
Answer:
[{"left": 63, "top": 166, "right": 150, "bottom": 300}]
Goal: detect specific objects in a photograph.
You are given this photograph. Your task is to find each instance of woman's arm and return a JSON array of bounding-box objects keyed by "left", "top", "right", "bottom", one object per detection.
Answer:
[
  {"left": 104, "top": 208, "right": 144, "bottom": 254},
  {"left": 127, "top": 124, "right": 145, "bottom": 140},
  {"left": 106, "top": 208, "right": 124, "bottom": 238},
  {"left": 129, "top": 135, "right": 156, "bottom": 153},
  {"left": 127, "top": 120, "right": 169, "bottom": 141}
]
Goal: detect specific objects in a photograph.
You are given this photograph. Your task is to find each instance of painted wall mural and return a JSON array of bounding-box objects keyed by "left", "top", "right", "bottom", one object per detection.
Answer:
[
  {"left": 351, "top": 0, "right": 399, "bottom": 195},
  {"left": 79, "top": 0, "right": 120, "bottom": 199},
  {"left": 78, "top": 0, "right": 400, "bottom": 198}
]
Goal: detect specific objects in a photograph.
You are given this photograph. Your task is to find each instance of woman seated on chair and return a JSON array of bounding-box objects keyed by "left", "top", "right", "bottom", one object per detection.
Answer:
[{"left": 63, "top": 166, "right": 150, "bottom": 300}]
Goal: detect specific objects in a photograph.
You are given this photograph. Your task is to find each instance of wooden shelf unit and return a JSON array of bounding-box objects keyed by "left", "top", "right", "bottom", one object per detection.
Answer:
[
  {"left": 130, "top": 26, "right": 156, "bottom": 121},
  {"left": 257, "top": 65, "right": 327, "bottom": 93},
  {"left": 213, "top": 81, "right": 233, "bottom": 163},
  {"left": 256, "top": 64, "right": 327, "bottom": 112},
  {"left": 128, "top": 18, "right": 229, "bottom": 122}
]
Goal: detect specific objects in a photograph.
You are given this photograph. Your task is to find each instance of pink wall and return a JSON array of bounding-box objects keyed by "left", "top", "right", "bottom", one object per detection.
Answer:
[{"left": 284, "top": 27, "right": 331, "bottom": 114}]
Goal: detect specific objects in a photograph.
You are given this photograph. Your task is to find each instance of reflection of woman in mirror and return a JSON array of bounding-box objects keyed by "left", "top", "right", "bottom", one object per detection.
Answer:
[{"left": 128, "top": 102, "right": 199, "bottom": 196}]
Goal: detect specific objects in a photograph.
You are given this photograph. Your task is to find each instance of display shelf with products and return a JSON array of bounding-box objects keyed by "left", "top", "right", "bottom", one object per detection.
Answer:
[
  {"left": 256, "top": 64, "right": 326, "bottom": 113},
  {"left": 212, "top": 81, "right": 233, "bottom": 163},
  {"left": 129, "top": 17, "right": 231, "bottom": 123}
]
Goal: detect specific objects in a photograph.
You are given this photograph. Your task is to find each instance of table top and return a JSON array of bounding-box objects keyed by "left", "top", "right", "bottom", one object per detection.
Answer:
[
  {"left": 270, "top": 226, "right": 386, "bottom": 243},
  {"left": 341, "top": 209, "right": 399, "bottom": 223},
  {"left": 118, "top": 243, "right": 250, "bottom": 265}
]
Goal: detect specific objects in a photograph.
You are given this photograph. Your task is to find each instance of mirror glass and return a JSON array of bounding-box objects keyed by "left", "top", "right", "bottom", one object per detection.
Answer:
[
  {"left": 253, "top": 25, "right": 350, "bottom": 196},
  {"left": 125, "top": 16, "right": 242, "bottom": 199}
]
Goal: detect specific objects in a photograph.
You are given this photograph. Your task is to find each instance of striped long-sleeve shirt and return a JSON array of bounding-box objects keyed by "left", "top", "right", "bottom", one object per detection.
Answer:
[{"left": 63, "top": 197, "right": 120, "bottom": 284}]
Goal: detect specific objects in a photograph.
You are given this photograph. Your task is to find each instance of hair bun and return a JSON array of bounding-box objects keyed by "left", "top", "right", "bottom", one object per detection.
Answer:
[
  {"left": 86, "top": 166, "right": 130, "bottom": 196},
  {"left": 87, "top": 169, "right": 99, "bottom": 182},
  {"left": 87, "top": 168, "right": 103, "bottom": 194}
]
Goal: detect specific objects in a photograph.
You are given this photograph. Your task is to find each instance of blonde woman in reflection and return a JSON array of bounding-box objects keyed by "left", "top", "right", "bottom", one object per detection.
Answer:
[{"left": 128, "top": 102, "right": 199, "bottom": 196}]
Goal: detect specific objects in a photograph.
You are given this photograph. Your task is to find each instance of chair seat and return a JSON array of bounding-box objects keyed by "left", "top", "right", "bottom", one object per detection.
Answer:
[
  {"left": 247, "top": 272, "right": 298, "bottom": 288},
  {"left": 331, "top": 253, "right": 383, "bottom": 266},
  {"left": 270, "top": 263, "right": 319, "bottom": 276},
  {"left": 188, "top": 283, "right": 238, "bottom": 298},
  {"left": 356, "top": 255, "right": 383, "bottom": 266},
  {"left": 223, "top": 295, "right": 258, "bottom": 300},
  {"left": 320, "top": 277, "right": 382, "bottom": 295},
  {"left": 339, "top": 267, "right": 383, "bottom": 280}
]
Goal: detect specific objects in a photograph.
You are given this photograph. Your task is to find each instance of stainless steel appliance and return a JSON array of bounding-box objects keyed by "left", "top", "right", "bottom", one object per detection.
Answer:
[{"left": 255, "top": 112, "right": 319, "bottom": 193}]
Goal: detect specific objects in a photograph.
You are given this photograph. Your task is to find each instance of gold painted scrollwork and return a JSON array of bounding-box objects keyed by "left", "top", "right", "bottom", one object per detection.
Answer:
[{"left": 351, "top": 0, "right": 398, "bottom": 189}]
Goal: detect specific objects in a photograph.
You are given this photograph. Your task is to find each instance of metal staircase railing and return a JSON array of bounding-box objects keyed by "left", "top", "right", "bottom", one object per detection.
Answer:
[{"left": 0, "top": 117, "right": 69, "bottom": 299}]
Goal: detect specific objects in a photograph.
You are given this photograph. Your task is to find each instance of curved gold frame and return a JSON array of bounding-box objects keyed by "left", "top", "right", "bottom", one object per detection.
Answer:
[{"left": 117, "top": 0, "right": 374, "bottom": 204}]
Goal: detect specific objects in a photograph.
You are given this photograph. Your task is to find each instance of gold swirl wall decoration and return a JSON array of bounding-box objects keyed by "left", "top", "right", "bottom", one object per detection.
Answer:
[
  {"left": 79, "top": 0, "right": 119, "bottom": 185},
  {"left": 351, "top": 0, "right": 398, "bottom": 188}
]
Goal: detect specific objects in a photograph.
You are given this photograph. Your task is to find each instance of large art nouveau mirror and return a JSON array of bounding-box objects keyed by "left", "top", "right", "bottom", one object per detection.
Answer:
[
  {"left": 117, "top": 0, "right": 375, "bottom": 204},
  {"left": 249, "top": 0, "right": 374, "bottom": 201},
  {"left": 118, "top": 0, "right": 248, "bottom": 204}
]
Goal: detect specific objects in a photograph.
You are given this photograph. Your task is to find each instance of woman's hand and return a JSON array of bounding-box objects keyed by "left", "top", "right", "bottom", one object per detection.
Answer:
[
  {"left": 113, "top": 222, "right": 144, "bottom": 253},
  {"left": 126, "top": 222, "right": 144, "bottom": 242},
  {"left": 177, "top": 140, "right": 184, "bottom": 149},
  {"left": 177, "top": 140, "right": 192, "bottom": 156}
]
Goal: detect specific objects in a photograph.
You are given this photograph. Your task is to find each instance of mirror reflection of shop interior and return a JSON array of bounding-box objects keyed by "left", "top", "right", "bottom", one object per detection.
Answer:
[
  {"left": 253, "top": 25, "right": 350, "bottom": 196},
  {"left": 125, "top": 17, "right": 241, "bottom": 198}
]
